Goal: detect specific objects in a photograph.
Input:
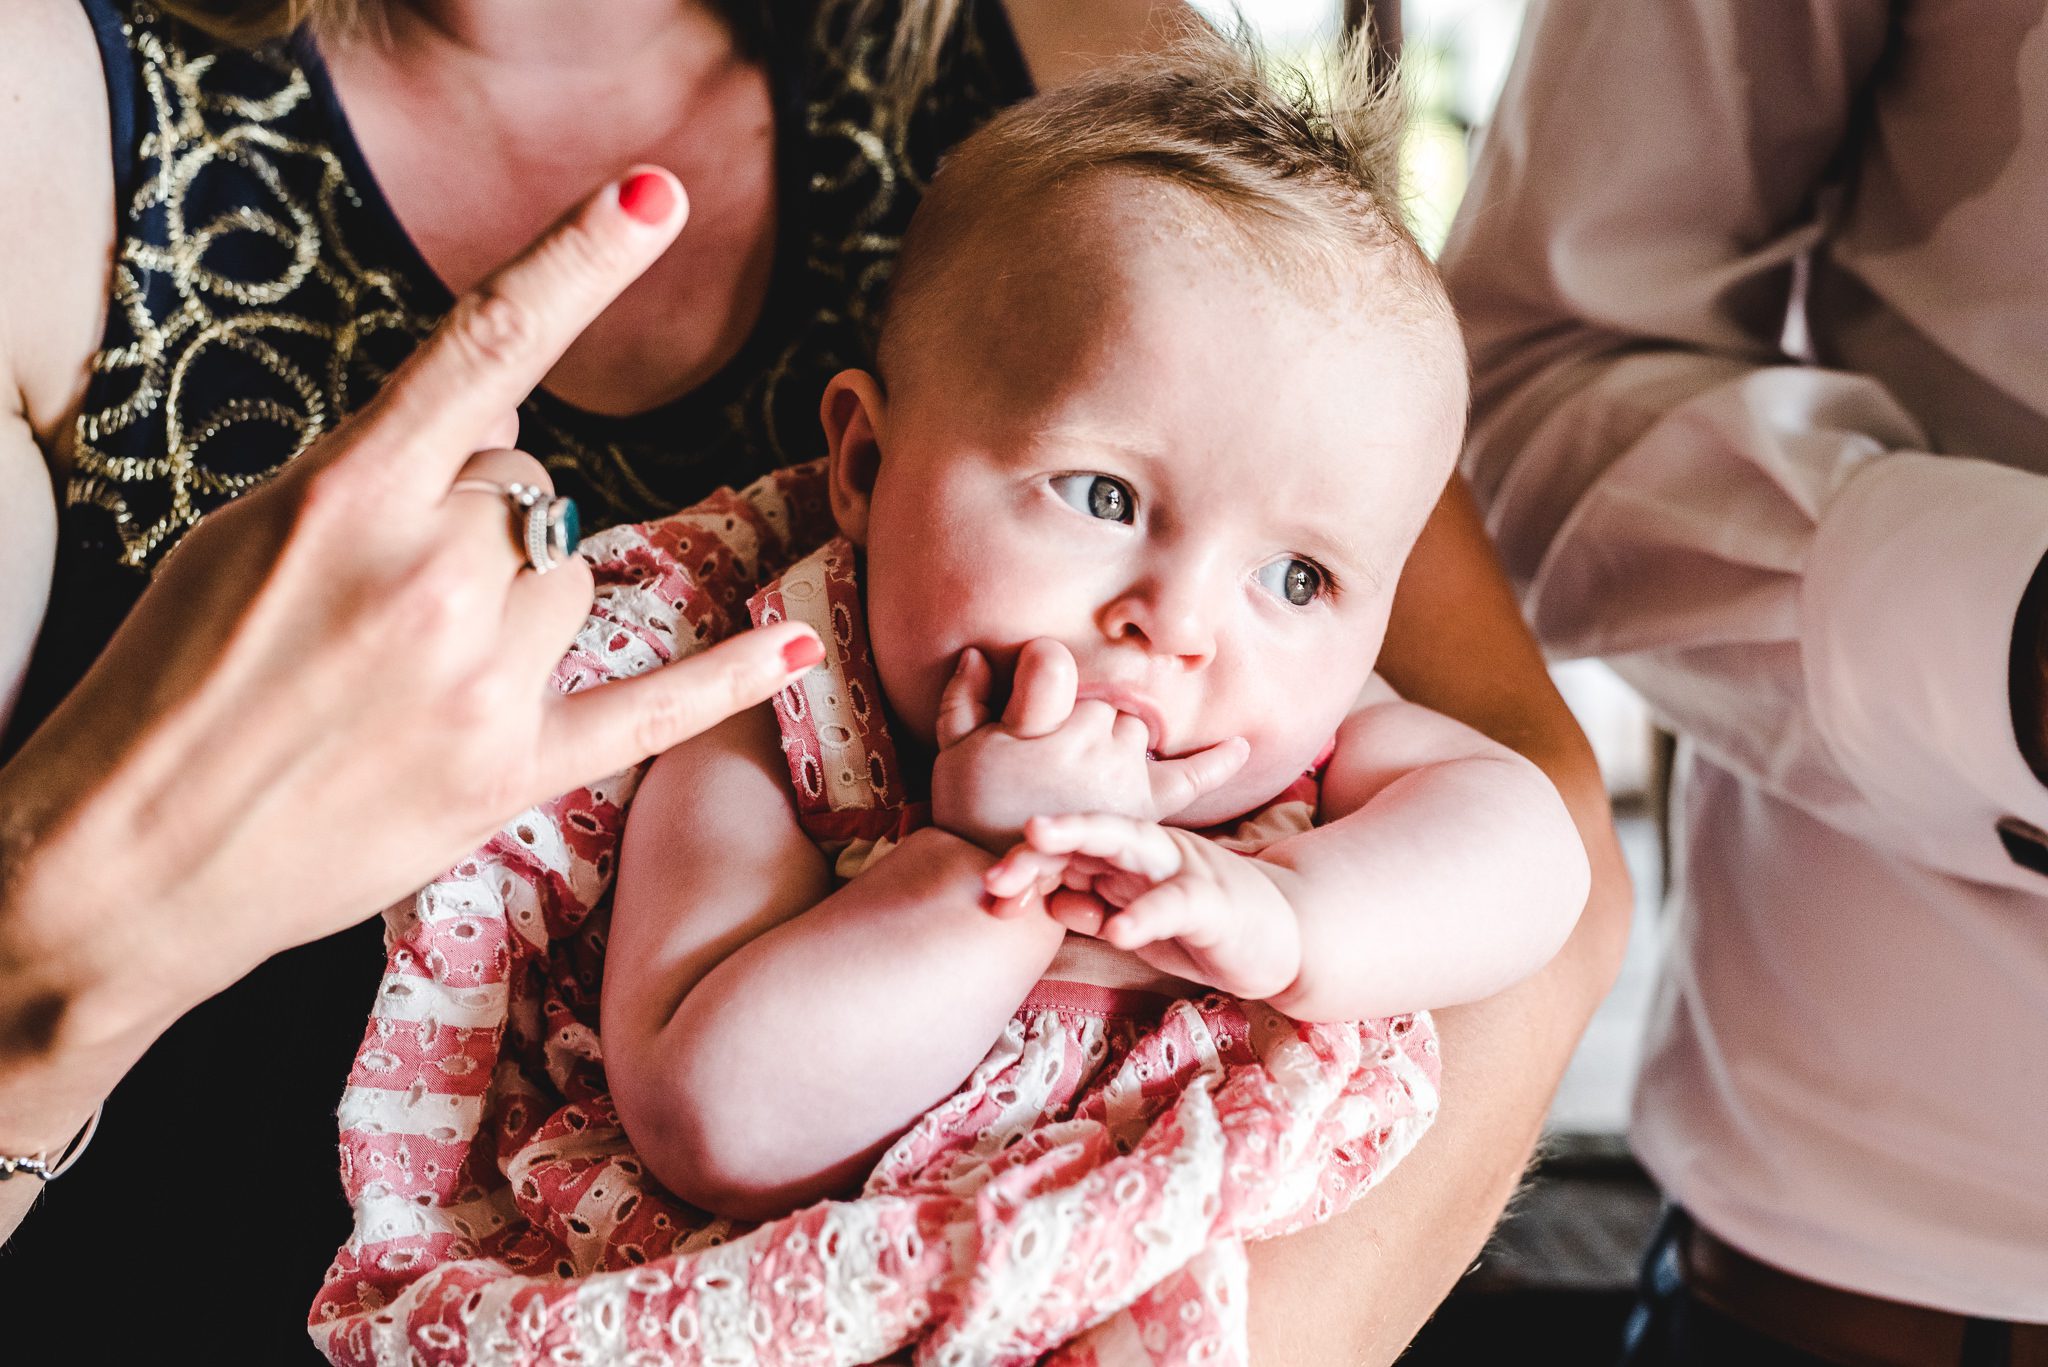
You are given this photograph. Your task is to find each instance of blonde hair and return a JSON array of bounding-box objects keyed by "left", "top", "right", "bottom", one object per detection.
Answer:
[{"left": 880, "top": 21, "right": 1446, "bottom": 368}]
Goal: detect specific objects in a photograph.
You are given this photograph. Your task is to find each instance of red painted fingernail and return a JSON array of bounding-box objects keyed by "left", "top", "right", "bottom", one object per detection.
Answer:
[
  {"left": 618, "top": 172, "right": 676, "bottom": 225},
  {"left": 782, "top": 633, "right": 825, "bottom": 673}
]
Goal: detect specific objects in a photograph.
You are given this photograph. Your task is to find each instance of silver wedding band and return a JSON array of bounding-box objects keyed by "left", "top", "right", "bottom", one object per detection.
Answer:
[{"left": 451, "top": 478, "right": 582, "bottom": 573}]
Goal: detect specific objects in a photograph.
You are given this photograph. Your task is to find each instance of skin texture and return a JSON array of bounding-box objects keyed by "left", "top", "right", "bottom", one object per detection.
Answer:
[
  {"left": 603, "top": 181, "right": 1589, "bottom": 1229},
  {"left": 1, "top": 4, "right": 1631, "bottom": 1360}
]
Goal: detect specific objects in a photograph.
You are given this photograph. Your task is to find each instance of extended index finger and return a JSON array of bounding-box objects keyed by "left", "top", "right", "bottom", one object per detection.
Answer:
[{"left": 347, "top": 167, "right": 687, "bottom": 483}]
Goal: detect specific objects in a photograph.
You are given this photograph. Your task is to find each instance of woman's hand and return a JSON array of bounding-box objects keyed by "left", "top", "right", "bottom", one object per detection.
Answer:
[{"left": 0, "top": 169, "right": 822, "bottom": 1189}]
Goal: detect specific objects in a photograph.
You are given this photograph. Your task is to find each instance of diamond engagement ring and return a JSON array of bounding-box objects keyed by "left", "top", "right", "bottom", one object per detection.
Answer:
[{"left": 452, "top": 478, "right": 582, "bottom": 573}]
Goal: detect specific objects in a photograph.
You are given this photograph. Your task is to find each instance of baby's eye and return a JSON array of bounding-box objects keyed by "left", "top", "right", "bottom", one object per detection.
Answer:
[
  {"left": 1050, "top": 474, "right": 1136, "bottom": 524},
  {"left": 1256, "top": 557, "right": 1326, "bottom": 607}
]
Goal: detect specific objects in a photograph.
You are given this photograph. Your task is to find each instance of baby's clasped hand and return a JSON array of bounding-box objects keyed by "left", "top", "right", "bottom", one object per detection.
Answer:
[
  {"left": 985, "top": 813, "right": 1304, "bottom": 1001},
  {"left": 928, "top": 638, "right": 1247, "bottom": 854}
]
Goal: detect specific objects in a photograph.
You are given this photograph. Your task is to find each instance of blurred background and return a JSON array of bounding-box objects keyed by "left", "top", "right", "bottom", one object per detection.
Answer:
[{"left": 1188, "top": 2, "right": 1667, "bottom": 1358}]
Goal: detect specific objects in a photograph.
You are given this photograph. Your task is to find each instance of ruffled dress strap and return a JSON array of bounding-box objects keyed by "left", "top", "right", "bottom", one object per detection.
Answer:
[{"left": 747, "top": 536, "right": 931, "bottom": 878}]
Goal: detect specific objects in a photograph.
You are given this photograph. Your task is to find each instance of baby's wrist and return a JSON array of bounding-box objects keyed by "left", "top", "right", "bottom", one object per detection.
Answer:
[
  {"left": 924, "top": 800, "right": 1014, "bottom": 856},
  {"left": 927, "top": 774, "right": 1044, "bottom": 855},
  {"left": 1244, "top": 855, "right": 1308, "bottom": 921},
  {"left": 1232, "top": 856, "right": 1309, "bottom": 1001},
  {"left": 896, "top": 822, "right": 1005, "bottom": 870}
]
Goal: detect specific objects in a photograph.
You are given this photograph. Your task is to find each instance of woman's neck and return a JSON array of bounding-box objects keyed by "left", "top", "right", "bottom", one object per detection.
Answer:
[
  {"left": 322, "top": 0, "right": 779, "bottom": 416},
  {"left": 388, "top": 0, "right": 731, "bottom": 72},
  {"left": 336, "top": 0, "right": 757, "bottom": 179}
]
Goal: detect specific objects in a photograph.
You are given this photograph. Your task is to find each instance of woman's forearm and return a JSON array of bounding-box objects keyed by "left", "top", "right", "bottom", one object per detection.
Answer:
[
  {"left": 647, "top": 827, "right": 1066, "bottom": 1221},
  {"left": 1244, "top": 734, "right": 1630, "bottom": 1363},
  {"left": 0, "top": 781, "right": 197, "bottom": 1244},
  {"left": 1278, "top": 735, "right": 1631, "bottom": 1363},
  {"left": 1243, "top": 836, "right": 1631, "bottom": 1363}
]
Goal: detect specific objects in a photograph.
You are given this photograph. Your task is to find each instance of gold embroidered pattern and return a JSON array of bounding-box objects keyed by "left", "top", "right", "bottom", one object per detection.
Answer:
[{"left": 69, "top": 0, "right": 1025, "bottom": 576}]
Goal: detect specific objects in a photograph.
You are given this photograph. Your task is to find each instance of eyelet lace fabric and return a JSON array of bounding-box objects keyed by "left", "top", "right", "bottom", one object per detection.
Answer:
[{"left": 314, "top": 461, "right": 1441, "bottom": 1365}]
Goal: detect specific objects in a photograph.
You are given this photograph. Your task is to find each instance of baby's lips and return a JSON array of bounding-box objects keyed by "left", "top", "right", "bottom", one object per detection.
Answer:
[{"left": 1073, "top": 682, "right": 1165, "bottom": 753}]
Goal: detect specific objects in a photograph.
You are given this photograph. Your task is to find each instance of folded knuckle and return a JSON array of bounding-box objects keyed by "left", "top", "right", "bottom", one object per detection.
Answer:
[
  {"left": 633, "top": 685, "right": 701, "bottom": 755},
  {"left": 399, "top": 555, "right": 491, "bottom": 639},
  {"left": 445, "top": 671, "right": 512, "bottom": 731},
  {"left": 450, "top": 288, "right": 541, "bottom": 371},
  {"left": 471, "top": 752, "right": 534, "bottom": 818},
  {"left": 551, "top": 215, "right": 619, "bottom": 283},
  {"left": 290, "top": 454, "right": 379, "bottom": 537}
]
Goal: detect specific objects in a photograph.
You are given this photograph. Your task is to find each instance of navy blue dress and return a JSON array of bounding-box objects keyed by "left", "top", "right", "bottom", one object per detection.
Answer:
[{"left": 0, "top": 2, "right": 1029, "bottom": 1356}]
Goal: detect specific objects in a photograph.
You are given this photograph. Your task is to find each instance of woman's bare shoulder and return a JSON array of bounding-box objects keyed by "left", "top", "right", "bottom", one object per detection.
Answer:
[
  {"left": 0, "top": 0, "right": 117, "bottom": 456},
  {"left": 999, "top": 0, "right": 1186, "bottom": 90}
]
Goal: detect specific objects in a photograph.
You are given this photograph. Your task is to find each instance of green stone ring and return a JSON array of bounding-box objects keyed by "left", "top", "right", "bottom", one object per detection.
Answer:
[
  {"left": 453, "top": 478, "right": 581, "bottom": 573},
  {"left": 505, "top": 482, "right": 581, "bottom": 573}
]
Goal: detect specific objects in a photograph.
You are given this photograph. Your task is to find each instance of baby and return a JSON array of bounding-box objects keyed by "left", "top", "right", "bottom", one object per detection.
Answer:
[{"left": 601, "top": 32, "right": 1589, "bottom": 1237}]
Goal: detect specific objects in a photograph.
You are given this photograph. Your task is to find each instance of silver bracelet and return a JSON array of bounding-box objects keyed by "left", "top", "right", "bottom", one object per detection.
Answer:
[{"left": 0, "top": 1106, "right": 102, "bottom": 1182}]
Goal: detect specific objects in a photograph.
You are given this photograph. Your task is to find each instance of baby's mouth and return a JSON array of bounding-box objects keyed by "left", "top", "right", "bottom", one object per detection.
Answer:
[{"left": 1074, "top": 682, "right": 1165, "bottom": 754}]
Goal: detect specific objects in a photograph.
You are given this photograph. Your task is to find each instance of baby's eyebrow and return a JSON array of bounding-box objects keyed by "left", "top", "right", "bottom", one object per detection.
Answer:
[
  {"left": 1292, "top": 525, "right": 1386, "bottom": 593},
  {"left": 1029, "top": 424, "right": 1168, "bottom": 465}
]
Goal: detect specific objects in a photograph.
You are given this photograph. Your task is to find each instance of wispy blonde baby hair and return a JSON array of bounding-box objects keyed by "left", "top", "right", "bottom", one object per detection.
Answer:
[{"left": 878, "top": 18, "right": 1449, "bottom": 374}]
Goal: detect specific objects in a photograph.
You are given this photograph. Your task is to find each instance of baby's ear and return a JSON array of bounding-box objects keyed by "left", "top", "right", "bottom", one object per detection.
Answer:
[{"left": 820, "top": 369, "right": 887, "bottom": 546}]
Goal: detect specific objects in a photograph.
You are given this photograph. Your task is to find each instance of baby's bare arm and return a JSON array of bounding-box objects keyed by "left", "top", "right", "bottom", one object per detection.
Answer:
[
  {"left": 603, "top": 704, "right": 1063, "bottom": 1223},
  {"left": 988, "top": 682, "right": 1588, "bottom": 1020},
  {"left": 1259, "top": 682, "right": 1590, "bottom": 1021}
]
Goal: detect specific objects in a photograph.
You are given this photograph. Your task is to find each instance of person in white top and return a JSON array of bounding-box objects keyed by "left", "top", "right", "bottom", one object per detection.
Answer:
[{"left": 1442, "top": 1, "right": 2048, "bottom": 1362}]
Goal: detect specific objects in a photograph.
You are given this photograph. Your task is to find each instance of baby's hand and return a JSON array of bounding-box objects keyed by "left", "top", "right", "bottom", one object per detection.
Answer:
[
  {"left": 929, "top": 640, "right": 1247, "bottom": 854},
  {"left": 984, "top": 814, "right": 1303, "bottom": 1002}
]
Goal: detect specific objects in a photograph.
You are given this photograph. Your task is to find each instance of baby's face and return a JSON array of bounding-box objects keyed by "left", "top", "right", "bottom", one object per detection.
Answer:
[{"left": 834, "top": 184, "right": 1465, "bottom": 825}]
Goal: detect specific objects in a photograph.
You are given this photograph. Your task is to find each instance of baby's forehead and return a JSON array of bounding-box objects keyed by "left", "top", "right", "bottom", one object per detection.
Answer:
[
  {"left": 968, "top": 173, "right": 1428, "bottom": 310},
  {"left": 894, "top": 173, "right": 1454, "bottom": 384},
  {"left": 883, "top": 175, "right": 1467, "bottom": 557}
]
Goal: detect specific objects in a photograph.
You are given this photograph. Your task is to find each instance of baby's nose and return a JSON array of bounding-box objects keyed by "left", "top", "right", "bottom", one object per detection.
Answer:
[{"left": 1100, "top": 579, "right": 1217, "bottom": 666}]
